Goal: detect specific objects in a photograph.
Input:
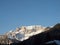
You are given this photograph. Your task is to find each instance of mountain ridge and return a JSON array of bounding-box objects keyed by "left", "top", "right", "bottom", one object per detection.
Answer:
[
  {"left": 6, "top": 25, "right": 49, "bottom": 41},
  {"left": 0, "top": 23, "right": 60, "bottom": 45}
]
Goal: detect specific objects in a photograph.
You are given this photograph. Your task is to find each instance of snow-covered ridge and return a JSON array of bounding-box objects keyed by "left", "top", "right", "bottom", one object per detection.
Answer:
[{"left": 6, "top": 25, "right": 50, "bottom": 41}]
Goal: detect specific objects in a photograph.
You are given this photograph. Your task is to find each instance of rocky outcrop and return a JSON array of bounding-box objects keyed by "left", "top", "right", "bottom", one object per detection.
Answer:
[
  {"left": 0, "top": 35, "right": 20, "bottom": 45},
  {"left": 0, "top": 35, "right": 13, "bottom": 44}
]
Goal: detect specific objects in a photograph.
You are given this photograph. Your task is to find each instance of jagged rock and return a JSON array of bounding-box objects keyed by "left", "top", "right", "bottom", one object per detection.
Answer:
[{"left": 0, "top": 35, "right": 13, "bottom": 44}]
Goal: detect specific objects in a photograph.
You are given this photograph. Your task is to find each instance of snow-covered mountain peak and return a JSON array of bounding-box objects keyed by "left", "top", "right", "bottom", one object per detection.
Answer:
[{"left": 6, "top": 25, "right": 50, "bottom": 41}]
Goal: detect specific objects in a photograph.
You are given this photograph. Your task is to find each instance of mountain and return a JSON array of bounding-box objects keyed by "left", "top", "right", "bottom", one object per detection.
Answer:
[
  {"left": 18, "top": 23, "right": 60, "bottom": 45},
  {"left": 0, "top": 23, "right": 60, "bottom": 45},
  {"left": 6, "top": 25, "right": 49, "bottom": 41}
]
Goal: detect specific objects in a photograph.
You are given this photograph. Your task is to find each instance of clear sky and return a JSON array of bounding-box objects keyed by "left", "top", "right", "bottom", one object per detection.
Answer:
[{"left": 0, "top": 0, "right": 60, "bottom": 34}]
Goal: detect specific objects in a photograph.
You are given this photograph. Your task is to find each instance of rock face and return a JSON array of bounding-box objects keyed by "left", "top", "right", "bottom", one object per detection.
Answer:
[
  {"left": 0, "top": 23, "right": 60, "bottom": 45},
  {"left": 0, "top": 35, "right": 13, "bottom": 44},
  {"left": 0, "top": 35, "right": 21, "bottom": 45}
]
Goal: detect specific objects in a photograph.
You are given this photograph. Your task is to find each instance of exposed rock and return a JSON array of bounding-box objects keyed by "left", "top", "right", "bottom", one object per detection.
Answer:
[{"left": 0, "top": 35, "right": 13, "bottom": 44}]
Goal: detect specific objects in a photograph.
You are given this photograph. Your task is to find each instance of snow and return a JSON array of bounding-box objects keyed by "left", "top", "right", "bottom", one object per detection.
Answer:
[
  {"left": 14, "top": 29, "right": 45, "bottom": 41},
  {"left": 26, "top": 26, "right": 34, "bottom": 30},
  {"left": 46, "top": 40, "right": 60, "bottom": 45},
  {"left": 7, "top": 25, "right": 46, "bottom": 41},
  {"left": 54, "top": 40, "right": 60, "bottom": 45}
]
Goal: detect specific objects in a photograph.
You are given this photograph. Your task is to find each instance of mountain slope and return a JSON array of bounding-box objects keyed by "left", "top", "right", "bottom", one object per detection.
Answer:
[
  {"left": 6, "top": 25, "right": 49, "bottom": 41},
  {"left": 1, "top": 24, "right": 60, "bottom": 45},
  {"left": 11, "top": 23, "right": 60, "bottom": 45}
]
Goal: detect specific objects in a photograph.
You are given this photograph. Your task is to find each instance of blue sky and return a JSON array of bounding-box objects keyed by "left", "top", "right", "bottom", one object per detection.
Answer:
[{"left": 0, "top": 0, "right": 60, "bottom": 34}]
